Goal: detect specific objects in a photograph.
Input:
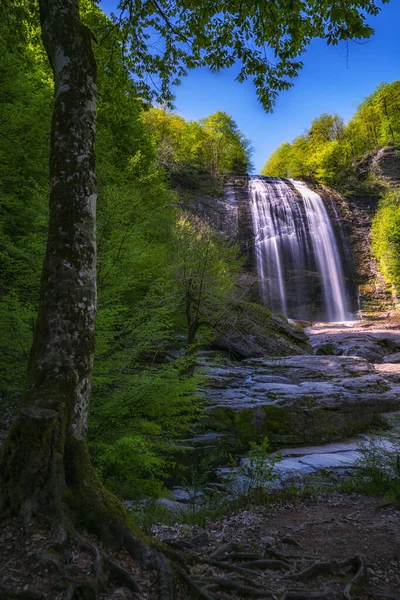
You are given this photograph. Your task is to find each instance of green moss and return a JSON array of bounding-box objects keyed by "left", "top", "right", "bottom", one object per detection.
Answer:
[
  {"left": 261, "top": 405, "right": 288, "bottom": 435},
  {"left": 63, "top": 437, "right": 138, "bottom": 544},
  {"left": 317, "top": 343, "right": 335, "bottom": 355},
  {"left": 298, "top": 395, "right": 318, "bottom": 408},
  {"left": 0, "top": 407, "right": 58, "bottom": 514},
  {"left": 216, "top": 300, "right": 312, "bottom": 358},
  {"left": 232, "top": 409, "right": 259, "bottom": 445}
]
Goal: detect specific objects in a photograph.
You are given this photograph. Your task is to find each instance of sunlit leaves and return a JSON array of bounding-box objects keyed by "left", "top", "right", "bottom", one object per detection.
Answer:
[
  {"left": 107, "top": 0, "right": 388, "bottom": 111},
  {"left": 262, "top": 80, "right": 400, "bottom": 185},
  {"left": 371, "top": 191, "right": 400, "bottom": 291},
  {"left": 142, "top": 107, "right": 252, "bottom": 192}
]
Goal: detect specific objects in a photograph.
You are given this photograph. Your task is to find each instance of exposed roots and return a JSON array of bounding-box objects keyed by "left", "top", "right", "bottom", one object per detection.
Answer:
[
  {"left": 342, "top": 557, "right": 366, "bottom": 600},
  {"left": 0, "top": 588, "right": 48, "bottom": 599},
  {"left": 194, "top": 575, "right": 274, "bottom": 598}
]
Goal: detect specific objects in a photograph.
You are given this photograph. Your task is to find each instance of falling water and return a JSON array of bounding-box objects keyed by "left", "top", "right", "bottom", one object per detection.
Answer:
[{"left": 249, "top": 177, "right": 349, "bottom": 322}]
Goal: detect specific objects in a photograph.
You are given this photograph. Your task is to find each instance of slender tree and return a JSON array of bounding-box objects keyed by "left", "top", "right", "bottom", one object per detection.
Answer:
[{"left": 0, "top": 0, "right": 391, "bottom": 594}]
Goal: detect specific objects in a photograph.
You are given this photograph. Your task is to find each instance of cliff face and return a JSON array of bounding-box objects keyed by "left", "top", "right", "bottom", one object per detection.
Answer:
[
  {"left": 371, "top": 145, "right": 400, "bottom": 186},
  {"left": 325, "top": 145, "right": 400, "bottom": 313},
  {"left": 184, "top": 177, "right": 357, "bottom": 319},
  {"left": 183, "top": 146, "right": 400, "bottom": 317}
]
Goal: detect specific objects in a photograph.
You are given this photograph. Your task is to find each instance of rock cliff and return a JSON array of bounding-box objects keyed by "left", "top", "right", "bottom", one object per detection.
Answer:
[{"left": 182, "top": 145, "right": 400, "bottom": 318}]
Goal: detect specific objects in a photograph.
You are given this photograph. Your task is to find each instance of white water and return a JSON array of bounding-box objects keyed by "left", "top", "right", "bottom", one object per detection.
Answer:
[{"left": 249, "top": 177, "right": 349, "bottom": 321}]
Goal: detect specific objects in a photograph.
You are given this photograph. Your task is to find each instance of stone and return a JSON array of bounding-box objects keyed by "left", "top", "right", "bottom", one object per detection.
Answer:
[
  {"left": 309, "top": 327, "right": 400, "bottom": 364},
  {"left": 273, "top": 457, "right": 316, "bottom": 476},
  {"left": 171, "top": 488, "right": 204, "bottom": 502},
  {"left": 371, "top": 145, "right": 400, "bottom": 186},
  {"left": 157, "top": 498, "right": 187, "bottom": 513},
  {"left": 212, "top": 302, "right": 312, "bottom": 359},
  {"left": 384, "top": 352, "right": 400, "bottom": 364},
  {"left": 196, "top": 352, "right": 400, "bottom": 448},
  {"left": 300, "top": 451, "right": 361, "bottom": 469},
  {"left": 171, "top": 489, "right": 191, "bottom": 502},
  {"left": 278, "top": 439, "right": 361, "bottom": 457}
]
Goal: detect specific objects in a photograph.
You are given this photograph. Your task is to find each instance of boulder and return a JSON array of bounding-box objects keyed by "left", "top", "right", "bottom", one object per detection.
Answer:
[
  {"left": 371, "top": 145, "right": 400, "bottom": 186},
  {"left": 383, "top": 352, "right": 400, "bottom": 364},
  {"left": 212, "top": 301, "right": 312, "bottom": 359},
  {"left": 308, "top": 326, "right": 400, "bottom": 363}
]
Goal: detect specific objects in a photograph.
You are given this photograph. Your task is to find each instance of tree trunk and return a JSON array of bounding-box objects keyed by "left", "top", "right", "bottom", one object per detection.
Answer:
[{"left": 0, "top": 0, "right": 101, "bottom": 523}]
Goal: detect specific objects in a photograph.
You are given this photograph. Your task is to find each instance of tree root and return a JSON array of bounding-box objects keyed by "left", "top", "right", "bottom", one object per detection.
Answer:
[
  {"left": 289, "top": 555, "right": 365, "bottom": 587},
  {"left": 224, "top": 552, "right": 261, "bottom": 561},
  {"left": 208, "top": 542, "right": 234, "bottom": 559},
  {"left": 200, "top": 557, "right": 256, "bottom": 576},
  {"left": 280, "top": 592, "right": 331, "bottom": 600},
  {"left": 288, "top": 559, "right": 337, "bottom": 581},
  {"left": 195, "top": 575, "right": 273, "bottom": 598},
  {"left": 212, "top": 551, "right": 292, "bottom": 572},
  {"left": 280, "top": 537, "right": 306, "bottom": 549},
  {"left": 342, "top": 557, "right": 366, "bottom": 600},
  {"left": 105, "top": 557, "right": 143, "bottom": 595},
  {"left": 0, "top": 588, "right": 47, "bottom": 600},
  {"left": 238, "top": 559, "right": 292, "bottom": 572},
  {"left": 173, "top": 565, "right": 215, "bottom": 600},
  {"left": 122, "top": 528, "right": 174, "bottom": 599},
  {"left": 75, "top": 533, "right": 103, "bottom": 581}
]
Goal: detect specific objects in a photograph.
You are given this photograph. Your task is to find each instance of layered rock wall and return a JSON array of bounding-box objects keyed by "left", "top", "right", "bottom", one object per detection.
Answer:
[{"left": 183, "top": 146, "right": 400, "bottom": 317}]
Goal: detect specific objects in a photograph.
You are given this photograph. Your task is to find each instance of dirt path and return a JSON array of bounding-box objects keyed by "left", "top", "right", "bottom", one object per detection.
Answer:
[{"left": 154, "top": 493, "right": 400, "bottom": 599}]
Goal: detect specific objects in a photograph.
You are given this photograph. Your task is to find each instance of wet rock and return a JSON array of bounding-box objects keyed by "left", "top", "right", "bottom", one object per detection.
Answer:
[
  {"left": 383, "top": 352, "right": 400, "bottom": 363},
  {"left": 197, "top": 354, "right": 400, "bottom": 448},
  {"left": 307, "top": 324, "right": 400, "bottom": 363}
]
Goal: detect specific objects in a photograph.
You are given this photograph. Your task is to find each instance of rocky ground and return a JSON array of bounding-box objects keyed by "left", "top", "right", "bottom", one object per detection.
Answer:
[
  {"left": 1, "top": 493, "right": 399, "bottom": 599},
  {"left": 1, "top": 317, "right": 400, "bottom": 599},
  {"left": 193, "top": 317, "right": 400, "bottom": 454},
  {"left": 154, "top": 493, "right": 400, "bottom": 600}
]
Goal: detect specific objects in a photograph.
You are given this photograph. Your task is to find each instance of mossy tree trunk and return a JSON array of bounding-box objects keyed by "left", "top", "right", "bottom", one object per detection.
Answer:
[{"left": 0, "top": 0, "right": 107, "bottom": 525}]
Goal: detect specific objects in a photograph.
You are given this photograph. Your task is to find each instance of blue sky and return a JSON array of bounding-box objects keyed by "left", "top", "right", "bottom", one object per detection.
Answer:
[{"left": 100, "top": 1, "right": 400, "bottom": 173}]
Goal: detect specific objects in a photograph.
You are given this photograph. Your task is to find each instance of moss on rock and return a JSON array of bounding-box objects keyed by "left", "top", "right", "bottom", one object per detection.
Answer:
[{"left": 212, "top": 301, "right": 312, "bottom": 359}]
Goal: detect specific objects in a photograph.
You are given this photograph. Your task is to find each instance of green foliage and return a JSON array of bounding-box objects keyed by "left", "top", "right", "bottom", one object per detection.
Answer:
[
  {"left": 0, "top": 1, "right": 247, "bottom": 499},
  {"left": 0, "top": 18, "right": 51, "bottom": 399},
  {"left": 236, "top": 437, "right": 278, "bottom": 501},
  {"left": 170, "top": 213, "right": 242, "bottom": 348},
  {"left": 261, "top": 142, "right": 292, "bottom": 177},
  {"left": 90, "top": 358, "right": 202, "bottom": 498},
  {"left": 262, "top": 81, "right": 400, "bottom": 186},
  {"left": 1, "top": 0, "right": 392, "bottom": 501},
  {"left": 142, "top": 108, "right": 252, "bottom": 193},
  {"left": 112, "top": 0, "right": 388, "bottom": 111},
  {"left": 371, "top": 190, "right": 400, "bottom": 291},
  {"left": 347, "top": 435, "right": 400, "bottom": 499}
]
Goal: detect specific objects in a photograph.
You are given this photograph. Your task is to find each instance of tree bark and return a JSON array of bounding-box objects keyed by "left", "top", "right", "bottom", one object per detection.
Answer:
[{"left": 0, "top": 0, "right": 99, "bottom": 522}]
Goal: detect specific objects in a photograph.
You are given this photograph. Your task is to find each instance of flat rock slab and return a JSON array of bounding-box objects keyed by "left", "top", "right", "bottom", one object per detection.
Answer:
[
  {"left": 306, "top": 324, "right": 400, "bottom": 363},
  {"left": 198, "top": 354, "right": 400, "bottom": 447},
  {"left": 221, "top": 431, "right": 400, "bottom": 489}
]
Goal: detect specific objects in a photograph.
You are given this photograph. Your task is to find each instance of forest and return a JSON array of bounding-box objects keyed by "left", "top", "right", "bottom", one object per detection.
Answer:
[
  {"left": 0, "top": 0, "right": 254, "bottom": 499},
  {"left": 1, "top": 0, "right": 400, "bottom": 599}
]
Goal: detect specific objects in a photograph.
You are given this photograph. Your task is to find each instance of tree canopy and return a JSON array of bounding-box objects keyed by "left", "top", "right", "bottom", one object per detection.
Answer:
[
  {"left": 105, "top": 0, "right": 389, "bottom": 110},
  {"left": 262, "top": 79, "right": 400, "bottom": 185}
]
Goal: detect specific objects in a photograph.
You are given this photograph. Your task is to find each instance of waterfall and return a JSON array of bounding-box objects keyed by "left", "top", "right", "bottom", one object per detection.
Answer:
[{"left": 248, "top": 177, "right": 349, "bottom": 321}]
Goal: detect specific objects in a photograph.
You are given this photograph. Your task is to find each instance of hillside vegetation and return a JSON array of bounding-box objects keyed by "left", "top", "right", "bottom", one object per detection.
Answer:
[
  {"left": 262, "top": 80, "right": 400, "bottom": 295},
  {"left": 0, "top": 0, "right": 252, "bottom": 499}
]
